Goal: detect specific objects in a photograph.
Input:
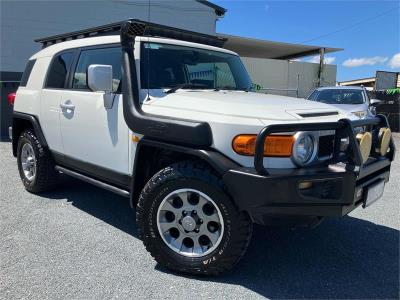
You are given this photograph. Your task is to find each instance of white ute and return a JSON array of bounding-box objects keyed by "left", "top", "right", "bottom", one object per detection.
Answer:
[{"left": 11, "top": 20, "right": 395, "bottom": 275}]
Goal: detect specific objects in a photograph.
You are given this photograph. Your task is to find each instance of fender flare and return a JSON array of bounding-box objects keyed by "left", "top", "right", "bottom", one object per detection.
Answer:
[
  {"left": 129, "top": 138, "right": 240, "bottom": 207},
  {"left": 12, "top": 111, "right": 48, "bottom": 156}
]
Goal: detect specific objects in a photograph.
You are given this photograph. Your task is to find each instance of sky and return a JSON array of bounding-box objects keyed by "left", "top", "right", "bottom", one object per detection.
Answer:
[{"left": 212, "top": 0, "right": 400, "bottom": 82}]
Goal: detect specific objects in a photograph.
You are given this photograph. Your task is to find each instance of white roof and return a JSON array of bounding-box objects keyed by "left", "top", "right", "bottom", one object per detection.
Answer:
[{"left": 31, "top": 35, "right": 237, "bottom": 59}]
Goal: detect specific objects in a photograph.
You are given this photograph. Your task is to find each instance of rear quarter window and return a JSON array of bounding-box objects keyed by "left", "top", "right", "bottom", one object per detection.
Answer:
[
  {"left": 19, "top": 59, "right": 36, "bottom": 87},
  {"left": 45, "top": 51, "right": 74, "bottom": 89}
]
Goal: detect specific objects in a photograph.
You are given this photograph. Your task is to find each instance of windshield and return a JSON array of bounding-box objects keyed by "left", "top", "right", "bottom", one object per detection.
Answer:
[
  {"left": 308, "top": 89, "right": 365, "bottom": 105},
  {"left": 140, "top": 42, "right": 252, "bottom": 91}
]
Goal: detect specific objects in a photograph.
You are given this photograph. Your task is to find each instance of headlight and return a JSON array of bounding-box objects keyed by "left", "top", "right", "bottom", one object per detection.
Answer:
[
  {"left": 292, "top": 132, "right": 315, "bottom": 166},
  {"left": 352, "top": 111, "right": 368, "bottom": 118}
]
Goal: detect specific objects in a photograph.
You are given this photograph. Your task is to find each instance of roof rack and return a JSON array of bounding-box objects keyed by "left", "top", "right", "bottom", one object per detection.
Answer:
[{"left": 35, "top": 19, "right": 226, "bottom": 48}]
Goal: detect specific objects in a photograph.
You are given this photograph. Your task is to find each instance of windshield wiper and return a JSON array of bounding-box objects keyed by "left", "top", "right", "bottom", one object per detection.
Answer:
[{"left": 165, "top": 83, "right": 208, "bottom": 94}]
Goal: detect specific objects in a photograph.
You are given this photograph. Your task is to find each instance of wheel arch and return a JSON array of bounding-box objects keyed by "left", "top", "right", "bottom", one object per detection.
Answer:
[
  {"left": 130, "top": 138, "right": 240, "bottom": 208},
  {"left": 12, "top": 112, "right": 48, "bottom": 157}
]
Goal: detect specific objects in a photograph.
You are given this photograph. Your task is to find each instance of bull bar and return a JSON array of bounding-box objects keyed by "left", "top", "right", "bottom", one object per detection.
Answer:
[
  {"left": 254, "top": 114, "right": 395, "bottom": 176},
  {"left": 222, "top": 114, "right": 395, "bottom": 224}
]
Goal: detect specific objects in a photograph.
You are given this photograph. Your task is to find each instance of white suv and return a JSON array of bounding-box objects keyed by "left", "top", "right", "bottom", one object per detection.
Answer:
[{"left": 11, "top": 20, "right": 395, "bottom": 275}]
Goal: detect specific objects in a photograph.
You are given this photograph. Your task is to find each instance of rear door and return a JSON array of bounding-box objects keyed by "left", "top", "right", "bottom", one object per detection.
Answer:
[
  {"left": 40, "top": 51, "right": 75, "bottom": 153},
  {"left": 59, "top": 45, "right": 129, "bottom": 179}
]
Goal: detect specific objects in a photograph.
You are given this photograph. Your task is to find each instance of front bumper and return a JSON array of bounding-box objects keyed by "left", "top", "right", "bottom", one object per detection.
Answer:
[{"left": 222, "top": 115, "right": 395, "bottom": 225}]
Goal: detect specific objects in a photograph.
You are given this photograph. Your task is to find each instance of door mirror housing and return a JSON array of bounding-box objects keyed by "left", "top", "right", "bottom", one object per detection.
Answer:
[
  {"left": 87, "top": 64, "right": 113, "bottom": 93},
  {"left": 370, "top": 98, "right": 382, "bottom": 106}
]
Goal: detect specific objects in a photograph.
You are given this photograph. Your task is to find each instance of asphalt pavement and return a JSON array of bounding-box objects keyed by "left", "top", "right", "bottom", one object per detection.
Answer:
[{"left": 1, "top": 136, "right": 399, "bottom": 299}]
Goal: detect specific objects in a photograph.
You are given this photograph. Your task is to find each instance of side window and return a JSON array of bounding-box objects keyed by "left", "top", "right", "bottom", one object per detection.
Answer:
[
  {"left": 45, "top": 52, "right": 74, "bottom": 89},
  {"left": 20, "top": 59, "right": 36, "bottom": 87},
  {"left": 72, "top": 47, "right": 121, "bottom": 92}
]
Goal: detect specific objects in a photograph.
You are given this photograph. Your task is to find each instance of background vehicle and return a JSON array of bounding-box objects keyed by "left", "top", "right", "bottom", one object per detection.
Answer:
[
  {"left": 307, "top": 86, "right": 382, "bottom": 118},
  {"left": 10, "top": 20, "right": 395, "bottom": 276}
]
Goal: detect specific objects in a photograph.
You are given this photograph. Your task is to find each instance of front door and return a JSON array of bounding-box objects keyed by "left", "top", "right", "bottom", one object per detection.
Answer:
[{"left": 59, "top": 46, "right": 129, "bottom": 177}]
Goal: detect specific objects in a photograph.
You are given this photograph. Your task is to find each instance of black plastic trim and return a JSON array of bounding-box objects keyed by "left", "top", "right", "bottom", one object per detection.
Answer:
[
  {"left": 135, "top": 138, "right": 239, "bottom": 175},
  {"left": 120, "top": 21, "right": 213, "bottom": 147},
  {"left": 52, "top": 151, "right": 131, "bottom": 189},
  {"left": 12, "top": 112, "right": 48, "bottom": 156},
  {"left": 129, "top": 138, "right": 239, "bottom": 208},
  {"left": 55, "top": 166, "right": 130, "bottom": 198},
  {"left": 223, "top": 165, "right": 391, "bottom": 224}
]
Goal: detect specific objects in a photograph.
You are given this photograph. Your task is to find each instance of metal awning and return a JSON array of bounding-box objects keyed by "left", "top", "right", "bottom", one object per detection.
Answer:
[{"left": 220, "top": 34, "right": 342, "bottom": 60}]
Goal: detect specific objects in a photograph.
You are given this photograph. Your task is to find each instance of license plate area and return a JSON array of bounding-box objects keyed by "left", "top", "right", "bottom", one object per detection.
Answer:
[{"left": 363, "top": 180, "right": 385, "bottom": 208}]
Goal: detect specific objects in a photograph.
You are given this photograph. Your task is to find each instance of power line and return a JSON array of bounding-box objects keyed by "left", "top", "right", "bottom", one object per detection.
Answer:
[{"left": 299, "top": 6, "right": 399, "bottom": 44}]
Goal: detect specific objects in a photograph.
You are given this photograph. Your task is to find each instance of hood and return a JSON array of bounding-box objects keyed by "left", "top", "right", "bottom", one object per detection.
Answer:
[{"left": 146, "top": 90, "right": 345, "bottom": 121}]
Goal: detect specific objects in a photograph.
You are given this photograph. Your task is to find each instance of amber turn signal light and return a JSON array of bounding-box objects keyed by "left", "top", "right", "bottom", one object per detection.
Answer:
[{"left": 232, "top": 134, "right": 294, "bottom": 157}]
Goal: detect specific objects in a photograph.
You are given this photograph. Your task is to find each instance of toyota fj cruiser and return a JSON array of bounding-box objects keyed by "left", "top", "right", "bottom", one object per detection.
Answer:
[{"left": 10, "top": 20, "right": 395, "bottom": 275}]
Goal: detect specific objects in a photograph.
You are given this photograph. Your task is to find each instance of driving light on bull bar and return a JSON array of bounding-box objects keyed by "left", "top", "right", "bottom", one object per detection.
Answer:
[
  {"left": 356, "top": 132, "right": 372, "bottom": 163},
  {"left": 232, "top": 134, "right": 294, "bottom": 156},
  {"left": 291, "top": 132, "right": 315, "bottom": 166},
  {"left": 376, "top": 127, "right": 391, "bottom": 156},
  {"left": 298, "top": 181, "right": 313, "bottom": 190}
]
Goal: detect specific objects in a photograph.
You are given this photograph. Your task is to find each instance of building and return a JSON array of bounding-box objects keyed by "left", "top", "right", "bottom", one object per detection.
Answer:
[
  {"left": 0, "top": 0, "right": 340, "bottom": 138},
  {"left": 221, "top": 34, "right": 341, "bottom": 98},
  {"left": 338, "top": 71, "right": 400, "bottom": 91}
]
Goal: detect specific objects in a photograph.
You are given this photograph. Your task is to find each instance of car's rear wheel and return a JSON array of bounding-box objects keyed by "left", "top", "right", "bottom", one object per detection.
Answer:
[
  {"left": 17, "top": 129, "right": 58, "bottom": 193},
  {"left": 137, "top": 161, "right": 253, "bottom": 276}
]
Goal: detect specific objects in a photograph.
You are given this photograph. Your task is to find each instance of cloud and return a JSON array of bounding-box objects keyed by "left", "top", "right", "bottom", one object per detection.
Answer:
[
  {"left": 342, "top": 56, "right": 388, "bottom": 67},
  {"left": 388, "top": 53, "right": 400, "bottom": 69},
  {"left": 306, "top": 55, "right": 336, "bottom": 64}
]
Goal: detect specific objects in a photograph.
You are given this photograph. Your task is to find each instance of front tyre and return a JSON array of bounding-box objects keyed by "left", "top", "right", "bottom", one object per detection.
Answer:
[
  {"left": 137, "top": 161, "right": 253, "bottom": 276},
  {"left": 17, "top": 129, "right": 58, "bottom": 193}
]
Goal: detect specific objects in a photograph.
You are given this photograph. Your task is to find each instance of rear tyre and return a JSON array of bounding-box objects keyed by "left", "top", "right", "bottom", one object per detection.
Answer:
[
  {"left": 137, "top": 161, "right": 253, "bottom": 276},
  {"left": 17, "top": 129, "right": 58, "bottom": 193}
]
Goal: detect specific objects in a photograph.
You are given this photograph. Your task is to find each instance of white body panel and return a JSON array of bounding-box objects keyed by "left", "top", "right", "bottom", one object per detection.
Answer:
[
  {"left": 59, "top": 91, "right": 129, "bottom": 174},
  {"left": 143, "top": 90, "right": 351, "bottom": 168},
  {"left": 40, "top": 89, "right": 63, "bottom": 152}
]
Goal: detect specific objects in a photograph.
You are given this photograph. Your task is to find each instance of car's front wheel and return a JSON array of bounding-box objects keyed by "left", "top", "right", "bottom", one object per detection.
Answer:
[{"left": 137, "top": 161, "right": 253, "bottom": 275}]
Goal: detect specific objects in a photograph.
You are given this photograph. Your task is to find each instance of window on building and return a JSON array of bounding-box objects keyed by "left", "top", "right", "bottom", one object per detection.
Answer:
[
  {"left": 45, "top": 52, "right": 74, "bottom": 89},
  {"left": 72, "top": 47, "right": 122, "bottom": 92}
]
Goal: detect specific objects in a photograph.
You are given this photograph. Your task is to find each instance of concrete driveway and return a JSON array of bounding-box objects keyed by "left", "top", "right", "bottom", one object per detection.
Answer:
[{"left": 1, "top": 136, "right": 399, "bottom": 299}]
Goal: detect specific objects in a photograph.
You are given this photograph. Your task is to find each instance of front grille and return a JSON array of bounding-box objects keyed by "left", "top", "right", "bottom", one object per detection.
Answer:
[{"left": 319, "top": 135, "right": 335, "bottom": 158}]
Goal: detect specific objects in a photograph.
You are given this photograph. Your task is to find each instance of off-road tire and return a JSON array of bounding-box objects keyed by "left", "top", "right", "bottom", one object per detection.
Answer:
[
  {"left": 17, "top": 129, "right": 58, "bottom": 193},
  {"left": 136, "top": 161, "right": 253, "bottom": 276}
]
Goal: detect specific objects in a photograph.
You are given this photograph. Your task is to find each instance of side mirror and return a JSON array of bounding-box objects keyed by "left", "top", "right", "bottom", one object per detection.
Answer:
[
  {"left": 87, "top": 64, "right": 113, "bottom": 93},
  {"left": 370, "top": 99, "right": 382, "bottom": 106}
]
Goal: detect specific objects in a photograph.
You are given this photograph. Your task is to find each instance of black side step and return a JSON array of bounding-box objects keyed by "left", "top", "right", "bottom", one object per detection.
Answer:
[{"left": 55, "top": 166, "right": 130, "bottom": 198}]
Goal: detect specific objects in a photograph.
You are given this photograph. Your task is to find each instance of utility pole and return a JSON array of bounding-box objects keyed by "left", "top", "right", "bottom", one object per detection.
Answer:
[{"left": 317, "top": 47, "right": 325, "bottom": 87}]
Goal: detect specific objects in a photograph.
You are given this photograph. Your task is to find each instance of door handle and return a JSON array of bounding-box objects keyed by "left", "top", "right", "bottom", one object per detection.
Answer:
[{"left": 60, "top": 101, "right": 75, "bottom": 111}]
